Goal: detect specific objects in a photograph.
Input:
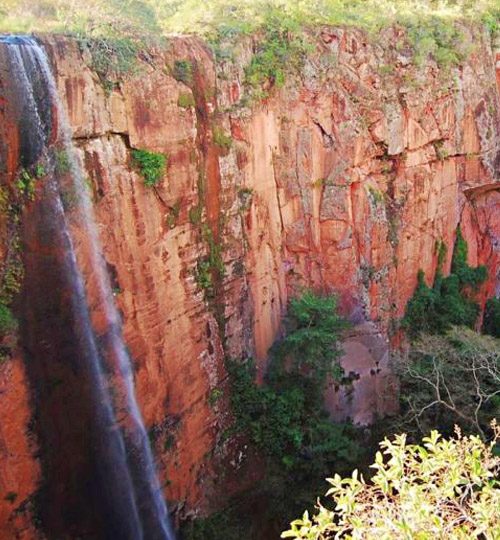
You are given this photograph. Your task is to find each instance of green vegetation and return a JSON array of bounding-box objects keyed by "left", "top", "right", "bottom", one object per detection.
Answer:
[
  {"left": 366, "top": 185, "right": 385, "bottom": 207},
  {"left": 483, "top": 297, "right": 500, "bottom": 338},
  {"left": 194, "top": 259, "right": 214, "bottom": 296},
  {"left": 181, "top": 292, "right": 359, "bottom": 538},
  {"left": 173, "top": 60, "right": 193, "bottom": 85},
  {"left": 221, "top": 291, "right": 358, "bottom": 531},
  {"left": 0, "top": 165, "right": 33, "bottom": 361},
  {"left": 212, "top": 126, "right": 232, "bottom": 151},
  {"left": 269, "top": 291, "right": 347, "bottom": 384},
  {"left": 34, "top": 163, "right": 46, "bottom": 178},
  {"left": 405, "top": 16, "right": 472, "bottom": 68},
  {"left": 434, "top": 140, "right": 449, "bottom": 161},
  {"left": 177, "top": 92, "right": 195, "bottom": 108},
  {"left": 131, "top": 148, "right": 167, "bottom": 187},
  {"left": 2, "top": 2, "right": 498, "bottom": 82},
  {"left": 282, "top": 426, "right": 500, "bottom": 539},
  {"left": 242, "top": 8, "right": 312, "bottom": 98},
  {"left": 79, "top": 37, "right": 140, "bottom": 92},
  {"left": 0, "top": 0, "right": 160, "bottom": 37},
  {"left": 194, "top": 225, "right": 225, "bottom": 298},
  {"left": 0, "top": 303, "right": 17, "bottom": 334},
  {"left": 403, "top": 228, "right": 486, "bottom": 336},
  {"left": 15, "top": 169, "right": 35, "bottom": 201},
  {"left": 55, "top": 149, "right": 71, "bottom": 175},
  {"left": 396, "top": 327, "right": 500, "bottom": 439},
  {"left": 188, "top": 205, "right": 203, "bottom": 225},
  {"left": 237, "top": 187, "right": 253, "bottom": 210},
  {"left": 203, "top": 225, "right": 225, "bottom": 276},
  {"left": 208, "top": 387, "right": 223, "bottom": 407}
]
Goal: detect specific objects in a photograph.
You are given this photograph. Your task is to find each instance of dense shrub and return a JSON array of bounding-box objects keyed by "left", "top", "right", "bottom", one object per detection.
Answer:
[
  {"left": 403, "top": 228, "right": 487, "bottom": 336},
  {"left": 0, "top": 303, "right": 17, "bottom": 334},
  {"left": 212, "top": 126, "right": 232, "bottom": 151},
  {"left": 282, "top": 426, "right": 500, "bottom": 539},
  {"left": 269, "top": 291, "right": 347, "bottom": 385},
  {"left": 224, "top": 291, "right": 359, "bottom": 529},
  {"left": 131, "top": 148, "right": 167, "bottom": 187},
  {"left": 483, "top": 297, "right": 500, "bottom": 338},
  {"left": 228, "top": 359, "right": 358, "bottom": 466}
]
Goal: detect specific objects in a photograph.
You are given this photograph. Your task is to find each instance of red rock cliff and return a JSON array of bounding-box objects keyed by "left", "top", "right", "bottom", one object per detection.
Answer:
[{"left": 0, "top": 26, "right": 499, "bottom": 537}]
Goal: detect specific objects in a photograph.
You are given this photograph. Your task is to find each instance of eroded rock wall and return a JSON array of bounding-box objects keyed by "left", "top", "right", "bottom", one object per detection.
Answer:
[{"left": 0, "top": 26, "right": 499, "bottom": 536}]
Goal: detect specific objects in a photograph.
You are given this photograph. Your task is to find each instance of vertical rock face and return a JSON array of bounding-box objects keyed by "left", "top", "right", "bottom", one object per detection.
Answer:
[{"left": 0, "top": 26, "right": 498, "bottom": 536}]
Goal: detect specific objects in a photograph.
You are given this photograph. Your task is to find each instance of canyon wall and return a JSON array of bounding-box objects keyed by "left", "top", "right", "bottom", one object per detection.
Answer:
[{"left": 0, "top": 25, "right": 499, "bottom": 537}]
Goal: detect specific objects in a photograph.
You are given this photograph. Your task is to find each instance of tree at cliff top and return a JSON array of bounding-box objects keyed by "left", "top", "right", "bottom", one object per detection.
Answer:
[{"left": 282, "top": 425, "right": 500, "bottom": 539}]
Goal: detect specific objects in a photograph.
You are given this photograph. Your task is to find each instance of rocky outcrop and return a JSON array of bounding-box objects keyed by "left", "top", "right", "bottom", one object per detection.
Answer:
[{"left": 0, "top": 25, "right": 499, "bottom": 536}]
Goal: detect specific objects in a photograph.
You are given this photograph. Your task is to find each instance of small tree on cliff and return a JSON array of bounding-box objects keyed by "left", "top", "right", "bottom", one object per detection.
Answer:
[{"left": 282, "top": 424, "right": 500, "bottom": 539}]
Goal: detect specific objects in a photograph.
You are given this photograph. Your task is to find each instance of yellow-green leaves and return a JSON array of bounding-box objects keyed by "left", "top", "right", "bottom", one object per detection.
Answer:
[{"left": 282, "top": 425, "right": 500, "bottom": 539}]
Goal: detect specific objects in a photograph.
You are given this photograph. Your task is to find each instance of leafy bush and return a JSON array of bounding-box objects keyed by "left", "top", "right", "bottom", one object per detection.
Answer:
[
  {"left": 212, "top": 126, "right": 232, "bottom": 151},
  {"left": 483, "top": 297, "right": 500, "bottom": 338},
  {"left": 131, "top": 148, "right": 167, "bottom": 187},
  {"left": 15, "top": 169, "right": 36, "bottom": 201},
  {"left": 451, "top": 227, "right": 488, "bottom": 287},
  {"left": 0, "top": 303, "right": 17, "bottom": 334},
  {"left": 282, "top": 425, "right": 500, "bottom": 539},
  {"left": 405, "top": 16, "right": 471, "bottom": 68},
  {"left": 269, "top": 290, "right": 348, "bottom": 385},
  {"left": 243, "top": 8, "right": 311, "bottom": 98},
  {"left": 403, "top": 229, "right": 487, "bottom": 336},
  {"left": 194, "top": 259, "right": 213, "bottom": 297}
]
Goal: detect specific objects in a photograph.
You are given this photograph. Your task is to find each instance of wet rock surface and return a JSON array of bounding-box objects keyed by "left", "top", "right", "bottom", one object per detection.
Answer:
[{"left": 0, "top": 27, "right": 498, "bottom": 536}]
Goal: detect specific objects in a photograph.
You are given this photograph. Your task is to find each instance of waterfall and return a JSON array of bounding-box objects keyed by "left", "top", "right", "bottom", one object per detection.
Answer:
[{"left": 0, "top": 36, "right": 176, "bottom": 540}]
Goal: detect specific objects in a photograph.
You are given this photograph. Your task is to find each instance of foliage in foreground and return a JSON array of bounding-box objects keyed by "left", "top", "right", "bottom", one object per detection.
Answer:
[
  {"left": 282, "top": 425, "right": 500, "bottom": 539},
  {"left": 396, "top": 326, "right": 500, "bottom": 439}
]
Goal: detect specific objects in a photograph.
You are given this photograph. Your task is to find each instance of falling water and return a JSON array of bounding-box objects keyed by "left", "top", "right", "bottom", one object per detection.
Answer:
[{"left": 0, "top": 36, "right": 176, "bottom": 539}]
